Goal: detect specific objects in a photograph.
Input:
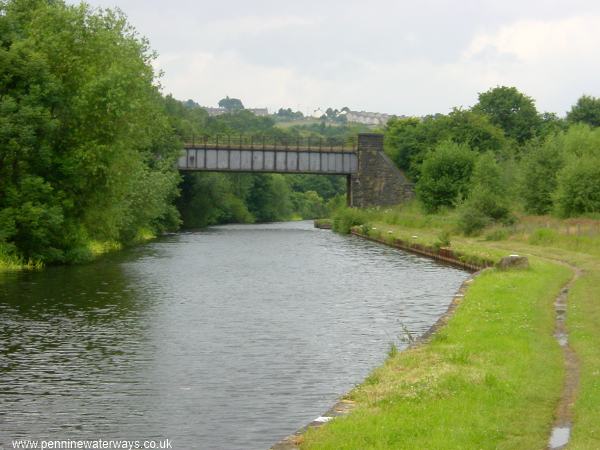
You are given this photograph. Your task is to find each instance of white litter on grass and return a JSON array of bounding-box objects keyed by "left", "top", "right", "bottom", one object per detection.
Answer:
[{"left": 313, "top": 416, "right": 333, "bottom": 423}]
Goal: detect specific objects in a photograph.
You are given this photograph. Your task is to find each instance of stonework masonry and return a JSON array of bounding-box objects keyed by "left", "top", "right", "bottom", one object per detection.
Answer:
[{"left": 350, "top": 133, "right": 414, "bottom": 207}]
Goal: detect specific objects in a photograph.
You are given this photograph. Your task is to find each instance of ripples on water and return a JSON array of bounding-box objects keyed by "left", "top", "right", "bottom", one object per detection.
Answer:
[{"left": 0, "top": 221, "right": 468, "bottom": 449}]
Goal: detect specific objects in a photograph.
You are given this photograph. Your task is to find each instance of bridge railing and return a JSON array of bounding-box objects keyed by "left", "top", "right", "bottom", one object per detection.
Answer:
[{"left": 183, "top": 134, "right": 357, "bottom": 152}]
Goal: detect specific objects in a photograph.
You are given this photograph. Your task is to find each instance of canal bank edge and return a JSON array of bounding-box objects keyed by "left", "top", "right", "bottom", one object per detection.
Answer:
[{"left": 270, "top": 227, "right": 492, "bottom": 450}]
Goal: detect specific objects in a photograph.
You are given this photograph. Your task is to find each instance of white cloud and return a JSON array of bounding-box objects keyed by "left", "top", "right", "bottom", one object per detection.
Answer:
[
  {"left": 200, "top": 15, "right": 320, "bottom": 38},
  {"left": 158, "top": 51, "right": 336, "bottom": 112},
  {"left": 82, "top": 0, "right": 600, "bottom": 116},
  {"left": 458, "top": 15, "right": 600, "bottom": 113},
  {"left": 464, "top": 15, "right": 600, "bottom": 62}
]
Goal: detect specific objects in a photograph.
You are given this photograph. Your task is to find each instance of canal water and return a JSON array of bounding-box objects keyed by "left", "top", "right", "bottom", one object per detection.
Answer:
[{"left": 0, "top": 221, "right": 468, "bottom": 449}]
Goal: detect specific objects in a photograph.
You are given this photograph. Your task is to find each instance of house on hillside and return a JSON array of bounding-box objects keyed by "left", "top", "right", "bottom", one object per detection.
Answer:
[
  {"left": 345, "top": 110, "right": 395, "bottom": 125},
  {"left": 201, "top": 107, "right": 269, "bottom": 117}
]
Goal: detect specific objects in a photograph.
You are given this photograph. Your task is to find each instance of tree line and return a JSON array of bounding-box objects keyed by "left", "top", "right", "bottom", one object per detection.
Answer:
[
  {"left": 3, "top": 0, "right": 600, "bottom": 265},
  {"left": 385, "top": 86, "right": 600, "bottom": 234},
  {"left": 0, "top": 0, "right": 346, "bottom": 265}
]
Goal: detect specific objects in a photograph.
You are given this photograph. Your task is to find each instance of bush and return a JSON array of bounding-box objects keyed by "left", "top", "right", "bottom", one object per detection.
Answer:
[
  {"left": 458, "top": 205, "right": 490, "bottom": 236},
  {"left": 360, "top": 223, "right": 372, "bottom": 235},
  {"left": 458, "top": 153, "right": 513, "bottom": 235},
  {"left": 291, "top": 190, "right": 327, "bottom": 219},
  {"left": 332, "top": 207, "right": 367, "bottom": 234},
  {"left": 520, "top": 137, "right": 564, "bottom": 214},
  {"left": 416, "top": 141, "right": 476, "bottom": 212},
  {"left": 433, "top": 230, "right": 451, "bottom": 249},
  {"left": 555, "top": 157, "right": 600, "bottom": 217}
]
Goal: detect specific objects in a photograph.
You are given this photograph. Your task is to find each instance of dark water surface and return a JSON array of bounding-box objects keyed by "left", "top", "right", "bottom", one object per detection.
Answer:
[{"left": 0, "top": 221, "right": 468, "bottom": 449}]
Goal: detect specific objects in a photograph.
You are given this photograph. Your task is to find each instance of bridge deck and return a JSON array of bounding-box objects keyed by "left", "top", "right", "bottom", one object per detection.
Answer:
[{"left": 178, "top": 146, "right": 358, "bottom": 174}]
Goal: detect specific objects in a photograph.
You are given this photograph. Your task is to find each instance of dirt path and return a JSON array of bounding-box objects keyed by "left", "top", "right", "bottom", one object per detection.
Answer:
[{"left": 548, "top": 268, "right": 582, "bottom": 449}]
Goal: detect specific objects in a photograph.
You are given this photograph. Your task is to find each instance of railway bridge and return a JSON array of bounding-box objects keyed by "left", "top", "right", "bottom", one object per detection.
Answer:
[{"left": 178, "top": 133, "right": 413, "bottom": 207}]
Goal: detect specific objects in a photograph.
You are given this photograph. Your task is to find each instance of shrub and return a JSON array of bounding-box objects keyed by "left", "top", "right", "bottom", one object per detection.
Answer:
[
  {"left": 332, "top": 207, "right": 367, "bottom": 234},
  {"left": 458, "top": 205, "right": 490, "bottom": 236},
  {"left": 555, "top": 157, "right": 600, "bottom": 217},
  {"left": 458, "top": 153, "right": 513, "bottom": 235},
  {"left": 360, "top": 223, "right": 372, "bottom": 235},
  {"left": 416, "top": 141, "right": 477, "bottom": 212},
  {"left": 520, "top": 137, "right": 564, "bottom": 214},
  {"left": 433, "top": 230, "right": 451, "bottom": 249}
]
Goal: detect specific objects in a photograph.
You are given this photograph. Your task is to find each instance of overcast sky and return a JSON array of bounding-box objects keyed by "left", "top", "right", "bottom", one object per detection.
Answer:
[{"left": 74, "top": 0, "right": 600, "bottom": 116}]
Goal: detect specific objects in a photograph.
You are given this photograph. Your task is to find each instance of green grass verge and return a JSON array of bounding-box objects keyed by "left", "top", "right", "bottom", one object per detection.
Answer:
[
  {"left": 568, "top": 268, "right": 600, "bottom": 449},
  {"left": 301, "top": 260, "right": 571, "bottom": 449},
  {"left": 302, "top": 203, "right": 600, "bottom": 449}
]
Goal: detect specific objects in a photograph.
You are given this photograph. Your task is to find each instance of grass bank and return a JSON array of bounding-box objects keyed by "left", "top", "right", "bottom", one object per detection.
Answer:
[
  {"left": 0, "top": 228, "right": 156, "bottom": 274},
  {"left": 300, "top": 203, "right": 600, "bottom": 449}
]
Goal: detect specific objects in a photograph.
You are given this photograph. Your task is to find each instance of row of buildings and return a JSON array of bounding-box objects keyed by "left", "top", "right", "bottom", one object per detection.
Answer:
[
  {"left": 311, "top": 108, "right": 396, "bottom": 126},
  {"left": 202, "top": 107, "right": 269, "bottom": 117},
  {"left": 201, "top": 105, "right": 396, "bottom": 126}
]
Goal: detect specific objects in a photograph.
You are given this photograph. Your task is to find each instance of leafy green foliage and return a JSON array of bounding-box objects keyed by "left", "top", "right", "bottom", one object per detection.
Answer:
[
  {"left": 291, "top": 191, "right": 327, "bottom": 219},
  {"left": 459, "top": 153, "right": 513, "bottom": 235},
  {"left": 218, "top": 96, "right": 244, "bottom": 111},
  {"left": 332, "top": 208, "right": 367, "bottom": 234},
  {"left": 0, "top": 0, "right": 180, "bottom": 263},
  {"left": 520, "top": 137, "right": 564, "bottom": 214},
  {"left": 385, "top": 110, "right": 508, "bottom": 181},
  {"left": 567, "top": 95, "right": 600, "bottom": 127},
  {"left": 275, "top": 108, "right": 304, "bottom": 120},
  {"left": 555, "top": 158, "right": 600, "bottom": 217},
  {"left": 176, "top": 173, "right": 253, "bottom": 228},
  {"left": 245, "top": 174, "right": 293, "bottom": 222},
  {"left": 473, "top": 86, "right": 541, "bottom": 143},
  {"left": 534, "top": 125, "right": 600, "bottom": 217},
  {"left": 416, "top": 141, "right": 476, "bottom": 212},
  {"left": 384, "top": 117, "right": 438, "bottom": 179}
]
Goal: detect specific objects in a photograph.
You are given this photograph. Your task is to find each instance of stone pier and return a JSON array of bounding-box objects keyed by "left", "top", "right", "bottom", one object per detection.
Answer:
[{"left": 349, "top": 133, "right": 414, "bottom": 207}]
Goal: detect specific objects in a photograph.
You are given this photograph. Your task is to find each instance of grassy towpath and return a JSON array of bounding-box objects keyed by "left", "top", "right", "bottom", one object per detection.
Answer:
[{"left": 300, "top": 208, "right": 600, "bottom": 449}]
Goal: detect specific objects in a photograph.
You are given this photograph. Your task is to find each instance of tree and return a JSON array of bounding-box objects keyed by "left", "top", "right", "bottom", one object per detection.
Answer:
[
  {"left": 177, "top": 173, "right": 253, "bottom": 227},
  {"left": 520, "top": 137, "right": 564, "bottom": 214},
  {"left": 555, "top": 158, "right": 600, "bottom": 217},
  {"left": 473, "top": 86, "right": 541, "bottom": 143},
  {"left": 275, "top": 108, "right": 303, "bottom": 120},
  {"left": 416, "top": 141, "right": 476, "bottom": 212},
  {"left": 567, "top": 95, "right": 600, "bottom": 127},
  {"left": 218, "top": 96, "right": 244, "bottom": 111},
  {"left": 246, "top": 174, "right": 292, "bottom": 222},
  {"left": 384, "top": 117, "right": 441, "bottom": 180},
  {"left": 459, "top": 153, "right": 513, "bottom": 235},
  {"left": 384, "top": 110, "right": 507, "bottom": 181},
  {"left": 552, "top": 124, "right": 600, "bottom": 216},
  {"left": 441, "top": 109, "right": 508, "bottom": 155},
  {"left": 0, "top": 0, "right": 180, "bottom": 262},
  {"left": 291, "top": 190, "right": 327, "bottom": 219},
  {"left": 538, "top": 112, "right": 568, "bottom": 138}
]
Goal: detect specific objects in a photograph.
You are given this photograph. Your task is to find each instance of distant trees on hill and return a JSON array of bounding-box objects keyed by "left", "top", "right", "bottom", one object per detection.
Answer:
[{"left": 218, "top": 96, "right": 244, "bottom": 111}]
